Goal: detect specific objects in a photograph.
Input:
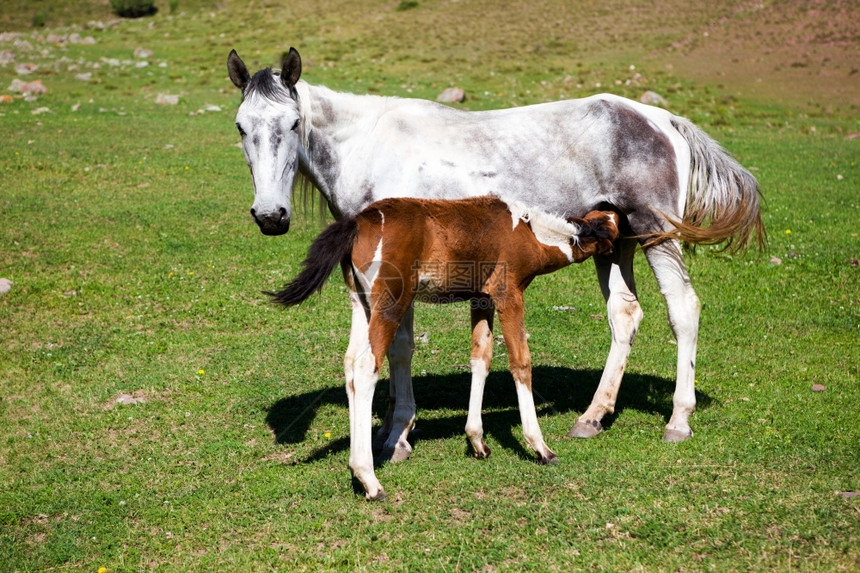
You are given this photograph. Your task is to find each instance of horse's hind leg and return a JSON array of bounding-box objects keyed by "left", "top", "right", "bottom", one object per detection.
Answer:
[
  {"left": 569, "top": 238, "right": 642, "bottom": 438},
  {"left": 465, "top": 302, "right": 494, "bottom": 459},
  {"left": 644, "top": 241, "right": 700, "bottom": 442},
  {"left": 376, "top": 306, "right": 416, "bottom": 463}
]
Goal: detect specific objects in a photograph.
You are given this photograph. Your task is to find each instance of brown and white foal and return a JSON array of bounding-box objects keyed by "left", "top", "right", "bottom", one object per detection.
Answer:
[{"left": 270, "top": 196, "right": 619, "bottom": 500}]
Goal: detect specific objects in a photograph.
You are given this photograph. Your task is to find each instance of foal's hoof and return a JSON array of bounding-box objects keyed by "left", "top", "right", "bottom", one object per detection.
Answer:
[
  {"left": 380, "top": 442, "right": 412, "bottom": 463},
  {"left": 371, "top": 435, "right": 388, "bottom": 454},
  {"left": 538, "top": 452, "right": 559, "bottom": 466},
  {"left": 662, "top": 427, "right": 693, "bottom": 443},
  {"left": 567, "top": 419, "right": 603, "bottom": 438},
  {"left": 472, "top": 441, "right": 491, "bottom": 460},
  {"left": 466, "top": 438, "right": 490, "bottom": 460}
]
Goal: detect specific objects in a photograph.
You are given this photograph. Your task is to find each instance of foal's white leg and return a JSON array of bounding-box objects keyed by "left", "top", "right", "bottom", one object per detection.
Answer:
[
  {"left": 465, "top": 305, "right": 494, "bottom": 458},
  {"left": 497, "top": 296, "right": 556, "bottom": 464},
  {"left": 569, "top": 239, "right": 643, "bottom": 438},
  {"left": 376, "top": 307, "right": 416, "bottom": 463},
  {"left": 513, "top": 378, "right": 556, "bottom": 464},
  {"left": 344, "top": 292, "right": 368, "bottom": 389},
  {"left": 644, "top": 241, "right": 700, "bottom": 442},
  {"left": 344, "top": 293, "right": 386, "bottom": 501}
]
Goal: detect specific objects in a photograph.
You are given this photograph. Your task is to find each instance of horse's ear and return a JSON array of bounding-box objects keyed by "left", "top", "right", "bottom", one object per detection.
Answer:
[
  {"left": 227, "top": 49, "right": 250, "bottom": 91},
  {"left": 281, "top": 47, "right": 302, "bottom": 88}
]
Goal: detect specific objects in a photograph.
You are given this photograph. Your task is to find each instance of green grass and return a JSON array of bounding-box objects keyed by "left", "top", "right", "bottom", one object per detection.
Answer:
[{"left": 1, "top": 1, "right": 858, "bottom": 571}]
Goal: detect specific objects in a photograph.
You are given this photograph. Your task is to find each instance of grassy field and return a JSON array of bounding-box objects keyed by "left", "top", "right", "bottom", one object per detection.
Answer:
[{"left": 1, "top": 1, "right": 858, "bottom": 571}]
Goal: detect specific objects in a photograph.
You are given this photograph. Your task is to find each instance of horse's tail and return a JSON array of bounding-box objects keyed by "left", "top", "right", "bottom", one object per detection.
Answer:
[
  {"left": 266, "top": 217, "right": 359, "bottom": 306},
  {"left": 647, "top": 117, "right": 766, "bottom": 252}
]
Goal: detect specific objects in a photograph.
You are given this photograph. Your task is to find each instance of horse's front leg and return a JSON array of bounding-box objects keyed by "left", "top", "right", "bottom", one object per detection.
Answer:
[
  {"left": 375, "top": 306, "right": 416, "bottom": 463},
  {"left": 465, "top": 302, "right": 494, "bottom": 458},
  {"left": 496, "top": 294, "right": 556, "bottom": 465},
  {"left": 569, "top": 239, "right": 642, "bottom": 439}
]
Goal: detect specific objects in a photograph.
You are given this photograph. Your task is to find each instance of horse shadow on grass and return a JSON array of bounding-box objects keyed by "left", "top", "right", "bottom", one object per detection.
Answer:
[{"left": 264, "top": 366, "right": 713, "bottom": 465}]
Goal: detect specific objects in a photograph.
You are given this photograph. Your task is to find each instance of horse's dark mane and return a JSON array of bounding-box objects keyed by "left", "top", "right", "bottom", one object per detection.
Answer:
[{"left": 245, "top": 68, "right": 293, "bottom": 103}]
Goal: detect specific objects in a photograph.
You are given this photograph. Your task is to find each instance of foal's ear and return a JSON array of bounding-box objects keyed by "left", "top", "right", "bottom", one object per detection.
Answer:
[
  {"left": 227, "top": 49, "right": 250, "bottom": 91},
  {"left": 281, "top": 47, "right": 302, "bottom": 88},
  {"left": 602, "top": 212, "right": 620, "bottom": 239}
]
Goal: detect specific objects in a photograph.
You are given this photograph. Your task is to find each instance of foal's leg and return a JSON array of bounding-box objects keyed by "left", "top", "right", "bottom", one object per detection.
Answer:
[
  {"left": 344, "top": 292, "right": 387, "bottom": 501},
  {"left": 375, "top": 307, "right": 416, "bottom": 462},
  {"left": 465, "top": 303, "right": 494, "bottom": 459},
  {"left": 344, "top": 291, "right": 372, "bottom": 389},
  {"left": 569, "top": 238, "right": 643, "bottom": 438},
  {"left": 496, "top": 294, "right": 556, "bottom": 464},
  {"left": 644, "top": 240, "right": 700, "bottom": 442},
  {"left": 371, "top": 378, "right": 396, "bottom": 452}
]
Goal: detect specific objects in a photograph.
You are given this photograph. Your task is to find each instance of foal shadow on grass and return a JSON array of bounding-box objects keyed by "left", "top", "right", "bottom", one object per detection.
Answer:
[{"left": 264, "top": 366, "right": 713, "bottom": 465}]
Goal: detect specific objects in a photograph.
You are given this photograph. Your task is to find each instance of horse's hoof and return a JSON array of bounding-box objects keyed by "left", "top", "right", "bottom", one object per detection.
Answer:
[
  {"left": 365, "top": 488, "right": 388, "bottom": 502},
  {"left": 662, "top": 428, "right": 693, "bottom": 443},
  {"left": 567, "top": 419, "right": 603, "bottom": 438},
  {"left": 539, "top": 452, "right": 559, "bottom": 466}
]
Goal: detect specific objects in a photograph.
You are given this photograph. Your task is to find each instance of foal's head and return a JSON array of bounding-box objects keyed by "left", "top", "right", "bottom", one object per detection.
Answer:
[
  {"left": 228, "top": 48, "right": 303, "bottom": 236},
  {"left": 570, "top": 211, "right": 620, "bottom": 261}
]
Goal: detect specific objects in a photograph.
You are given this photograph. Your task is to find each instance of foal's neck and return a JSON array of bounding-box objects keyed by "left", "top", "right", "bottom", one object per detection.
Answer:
[{"left": 507, "top": 201, "right": 582, "bottom": 264}]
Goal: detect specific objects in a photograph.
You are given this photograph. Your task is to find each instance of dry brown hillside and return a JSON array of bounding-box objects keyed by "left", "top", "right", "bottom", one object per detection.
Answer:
[
  {"left": 1, "top": 0, "right": 856, "bottom": 110},
  {"left": 663, "top": 0, "right": 859, "bottom": 110}
]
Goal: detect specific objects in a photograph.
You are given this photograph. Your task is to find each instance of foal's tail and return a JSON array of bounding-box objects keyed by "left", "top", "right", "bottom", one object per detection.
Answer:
[
  {"left": 649, "top": 117, "right": 767, "bottom": 252},
  {"left": 266, "top": 217, "right": 359, "bottom": 306}
]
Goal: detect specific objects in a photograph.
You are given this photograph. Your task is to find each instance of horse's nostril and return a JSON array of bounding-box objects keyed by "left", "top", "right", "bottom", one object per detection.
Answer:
[
  {"left": 250, "top": 208, "right": 257, "bottom": 217},
  {"left": 279, "top": 207, "right": 287, "bottom": 216}
]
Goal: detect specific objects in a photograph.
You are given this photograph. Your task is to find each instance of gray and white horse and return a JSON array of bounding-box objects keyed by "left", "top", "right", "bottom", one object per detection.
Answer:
[{"left": 227, "top": 48, "right": 765, "bottom": 460}]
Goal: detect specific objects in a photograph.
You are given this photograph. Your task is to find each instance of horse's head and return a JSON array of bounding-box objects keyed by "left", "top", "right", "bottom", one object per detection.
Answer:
[{"left": 227, "top": 48, "right": 303, "bottom": 236}]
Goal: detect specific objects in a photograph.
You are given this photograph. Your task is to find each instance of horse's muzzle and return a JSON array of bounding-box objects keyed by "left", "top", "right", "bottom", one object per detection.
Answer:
[{"left": 251, "top": 207, "right": 290, "bottom": 236}]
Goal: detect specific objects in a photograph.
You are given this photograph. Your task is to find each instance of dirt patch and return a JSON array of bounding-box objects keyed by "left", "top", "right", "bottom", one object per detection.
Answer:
[{"left": 664, "top": 0, "right": 859, "bottom": 110}]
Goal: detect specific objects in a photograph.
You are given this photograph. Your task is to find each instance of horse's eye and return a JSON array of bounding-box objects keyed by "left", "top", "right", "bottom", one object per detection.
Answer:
[
  {"left": 236, "top": 123, "right": 246, "bottom": 137},
  {"left": 290, "top": 119, "right": 300, "bottom": 132}
]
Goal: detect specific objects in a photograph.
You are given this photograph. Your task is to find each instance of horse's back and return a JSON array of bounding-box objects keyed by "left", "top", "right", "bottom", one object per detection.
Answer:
[{"left": 365, "top": 92, "right": 688, "bottom": 222}]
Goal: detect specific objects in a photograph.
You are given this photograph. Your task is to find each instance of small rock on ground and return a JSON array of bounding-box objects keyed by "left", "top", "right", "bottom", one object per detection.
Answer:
[
  {"left": 640, "top": 90, "right": 667, "bottom": 107},
  {"left": 437, "top": 87, "right": 466, "bottom": 103}
]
